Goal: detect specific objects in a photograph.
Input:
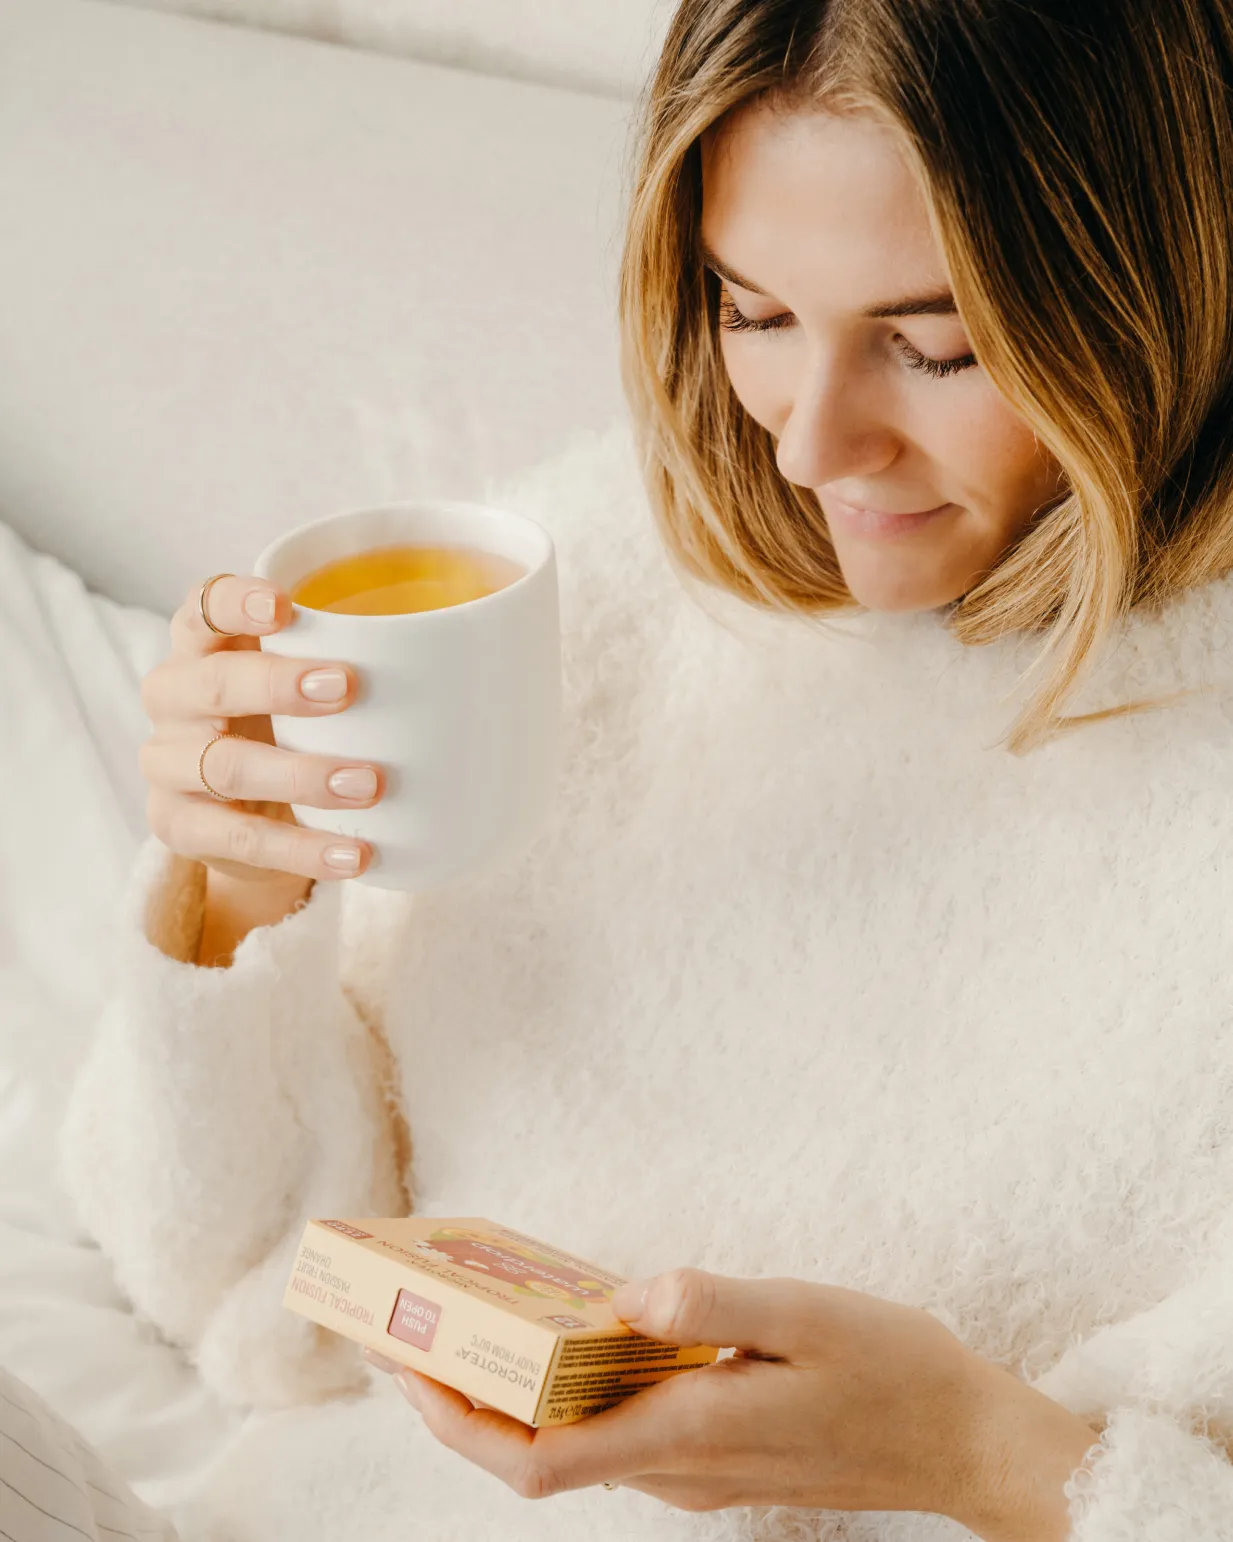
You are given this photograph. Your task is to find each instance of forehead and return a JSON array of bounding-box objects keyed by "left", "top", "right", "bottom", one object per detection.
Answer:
[{"left": 700, "top": 103, "right": 948, "bottom": 302}]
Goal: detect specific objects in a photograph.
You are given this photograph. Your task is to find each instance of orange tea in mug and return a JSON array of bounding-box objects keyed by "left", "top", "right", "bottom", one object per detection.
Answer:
[{"left": 292, "top": 544, "right": 526, "bottom": 616}]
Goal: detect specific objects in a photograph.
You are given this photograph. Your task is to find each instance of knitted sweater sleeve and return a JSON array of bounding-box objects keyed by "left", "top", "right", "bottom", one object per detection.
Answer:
[
  {"left": 59, "top": 838, "right": 407, "bottom": 1410},
  {"left": 1028, "top": 1243, "right": 1233, "bottom": 1539}
]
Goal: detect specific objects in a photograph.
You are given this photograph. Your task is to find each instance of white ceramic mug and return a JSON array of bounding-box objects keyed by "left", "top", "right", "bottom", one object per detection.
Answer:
[{"left": 254, "top": 501, "right": 561, "bottom": 891}]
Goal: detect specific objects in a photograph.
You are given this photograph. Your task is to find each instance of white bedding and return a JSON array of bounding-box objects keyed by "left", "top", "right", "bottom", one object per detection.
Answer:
[{"left": 0, "top": 520, "right": 240, "bottom": 1507}]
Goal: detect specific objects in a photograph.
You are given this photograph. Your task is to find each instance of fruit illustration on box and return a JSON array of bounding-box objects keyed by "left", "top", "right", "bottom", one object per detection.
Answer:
[{"left": 414, "top": 1226, "right": 615, "bottom": 1307}]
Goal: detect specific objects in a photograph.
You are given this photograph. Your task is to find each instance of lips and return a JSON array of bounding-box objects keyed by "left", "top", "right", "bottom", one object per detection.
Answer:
[{"left": 824, "top": 497, "right": 955, "bottom": 540}]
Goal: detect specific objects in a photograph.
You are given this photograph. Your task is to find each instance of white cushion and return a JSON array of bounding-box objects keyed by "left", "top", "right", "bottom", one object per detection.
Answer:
[
  {"left": 0, "top": 520, "right": 241, "bottom": 1499},
  {"left": 111, "top": 0, "right": 676, "bottom": 96},
  {"left": 0, "top": 0, "right": 630, "bottom": 612}
]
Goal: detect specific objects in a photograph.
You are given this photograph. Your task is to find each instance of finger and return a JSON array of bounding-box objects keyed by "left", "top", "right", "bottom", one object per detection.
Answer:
[
  {"left": 148, "top": 789, "right": 370, "bottom": 881},
  {"left": 169, "top": 575, "right": 291, "bottom": 659},
  {"left": 395, "top": 1374, "right": 542, "bottom": 1488},
  {"left": 363, "top": 1348, "right": 402, "bottom": 1375},
  {"left": 143, "top": 652, "right": 357, "bottom": 724},
  {"left": 397, "top": 1366, "right": 691, "bottom": 1497},
  {"left": 143, "top": 733, "right": 383, "bottom": 810},
  {"left": 611, "top": 1269, "right": 805, "bottom": 1356}
]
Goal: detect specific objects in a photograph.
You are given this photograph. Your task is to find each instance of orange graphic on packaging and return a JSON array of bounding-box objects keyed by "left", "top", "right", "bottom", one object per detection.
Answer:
[{"left": 414, "top": 1229, "right": 614, "bottom": 1306}]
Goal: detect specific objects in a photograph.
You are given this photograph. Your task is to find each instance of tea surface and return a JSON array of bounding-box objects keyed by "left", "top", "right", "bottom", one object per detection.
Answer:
[{"left": 292, "top": 544, "right": 524, "bottom": 615}]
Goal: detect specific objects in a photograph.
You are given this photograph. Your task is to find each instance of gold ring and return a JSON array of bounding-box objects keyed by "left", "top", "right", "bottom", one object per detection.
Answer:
[
  {"left": 601, "top": 1482, "right": 617, "bottom": 1491},
  {"left": 199, "top": 573, "right": 238, "bottom": 636},
  {"left": 199, "top": 732, "right": 246, "bottom": 802}
]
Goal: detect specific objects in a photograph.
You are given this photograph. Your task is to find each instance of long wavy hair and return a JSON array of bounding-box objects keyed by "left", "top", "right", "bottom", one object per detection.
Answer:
[{"left": 619, "top": 0, "right": 1233, "bottom": 749}]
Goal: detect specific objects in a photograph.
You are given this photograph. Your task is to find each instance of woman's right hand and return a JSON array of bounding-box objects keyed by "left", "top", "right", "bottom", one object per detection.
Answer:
[{"left": 140, "top": 574, "right": 383, "bottom": 954}]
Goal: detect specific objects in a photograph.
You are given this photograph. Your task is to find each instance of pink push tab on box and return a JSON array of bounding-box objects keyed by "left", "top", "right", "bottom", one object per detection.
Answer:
[{"left": 388, "top": 1288, "right": 442, "bottom": 1351}]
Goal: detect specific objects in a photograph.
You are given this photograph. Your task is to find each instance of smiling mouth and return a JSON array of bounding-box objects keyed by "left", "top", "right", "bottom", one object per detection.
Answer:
[{"left": 825, "top": 498, "right": 955, "bottom": 539}]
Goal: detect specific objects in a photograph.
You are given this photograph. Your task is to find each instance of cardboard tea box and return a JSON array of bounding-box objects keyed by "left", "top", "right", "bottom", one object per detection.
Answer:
[{"left": 285, "top": 1217, "right": 719, "bottom": 1426}]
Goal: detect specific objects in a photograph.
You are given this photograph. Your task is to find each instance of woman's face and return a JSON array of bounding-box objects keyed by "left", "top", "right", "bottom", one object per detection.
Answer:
[{"left": 701, "top": 104, "right": 1064, "bottom": 613}]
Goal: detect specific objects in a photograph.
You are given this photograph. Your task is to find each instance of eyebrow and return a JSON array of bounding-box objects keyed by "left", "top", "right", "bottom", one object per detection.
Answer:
[{"left": 700, "top": 245, "right": 958, "bottom": 319}]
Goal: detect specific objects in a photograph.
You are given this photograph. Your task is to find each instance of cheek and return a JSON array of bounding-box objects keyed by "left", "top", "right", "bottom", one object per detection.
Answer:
[
  {"left": 719, "top": 337, "right": 1060, "bottom": 535},
  {"left": 926, "top": 385, "right": 1052, "bottom": 528},
  {"left": 718, "top": 334, "right": 792, "bottom": 435}
]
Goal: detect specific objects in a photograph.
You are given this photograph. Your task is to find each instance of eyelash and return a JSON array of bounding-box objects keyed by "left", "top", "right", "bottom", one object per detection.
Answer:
[{"left": 716, "top": 295, "right": 979, "bottom": 380}]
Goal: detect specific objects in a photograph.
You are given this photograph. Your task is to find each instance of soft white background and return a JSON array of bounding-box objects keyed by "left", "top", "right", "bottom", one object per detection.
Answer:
[
  {"left": 0, "top": 0, "right": 633, "bottom": 612},
  {"left": 105, "top": 0, "right": 676, "bottom": 95}
]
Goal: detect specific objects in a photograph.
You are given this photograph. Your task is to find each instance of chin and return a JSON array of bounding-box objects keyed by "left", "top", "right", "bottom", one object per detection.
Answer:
[{"left": 839, "top": 566, "right": 965, "bottom": 614}]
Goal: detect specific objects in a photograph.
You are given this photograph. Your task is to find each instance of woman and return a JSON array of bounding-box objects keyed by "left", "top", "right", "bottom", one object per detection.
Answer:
[{"left": 48, "top": 0, "right": 1233, "bottom": 1538}]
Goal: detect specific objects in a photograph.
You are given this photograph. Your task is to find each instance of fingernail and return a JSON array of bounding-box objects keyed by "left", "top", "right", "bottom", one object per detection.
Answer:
[
  {"left": 363, "top": 1348, "right": 401, "bottom": 1375},
  {"left": 323, "top": 844, "right": 363, "bottom": 874},
  {"left": 611, "top": 1278, "right": 652, "bottom": 1322},
  {"left": 395, "top": 1372, "right": 422, "bottom": 1409},
  {"left": 300, "top": 668, "right": 349, "bottom": 703},
  {"left": 328, "top": 767, "right": 378, "bottom": 802},
  {"left": 243, "top": 589, "right": 277, "bottom": 625}
]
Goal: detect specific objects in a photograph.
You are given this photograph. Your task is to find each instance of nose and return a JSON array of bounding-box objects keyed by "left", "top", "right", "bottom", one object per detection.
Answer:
[{"left": 774, "top": 353, "right": 901, "bottom": 491}]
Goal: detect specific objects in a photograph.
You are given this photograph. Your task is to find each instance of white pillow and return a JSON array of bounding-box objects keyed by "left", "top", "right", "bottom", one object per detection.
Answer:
[
  {"left": 110, "top": 0, "right": 676, "bottom": 96},
  {"left": 0, "top": 0, "right": 631, "bottom": 612}
]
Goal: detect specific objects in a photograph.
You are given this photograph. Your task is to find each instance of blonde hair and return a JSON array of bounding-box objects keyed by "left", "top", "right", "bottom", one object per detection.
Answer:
[{"left": 619, "top": 0, "right": 1233, "bottom": 749}]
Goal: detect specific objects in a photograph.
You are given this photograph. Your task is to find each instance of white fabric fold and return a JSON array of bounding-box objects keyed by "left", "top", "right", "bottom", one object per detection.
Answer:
[{"left": 1066, "top": 1406, "right": 1233, "bottom": 1541}]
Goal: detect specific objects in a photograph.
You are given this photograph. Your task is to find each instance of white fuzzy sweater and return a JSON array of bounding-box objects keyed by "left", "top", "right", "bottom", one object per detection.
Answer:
[{"left": 61, "top": 428, "right": 1233, "bottom": 1541}]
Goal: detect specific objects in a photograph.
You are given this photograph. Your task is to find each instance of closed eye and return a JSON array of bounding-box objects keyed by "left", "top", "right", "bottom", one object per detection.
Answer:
[
  {"left": 717, "top": 293, "right": 796, "bottom": 335},
  {"left": 719, "top": 293, "right": 978, "bottom": 379},
  {"left": 895, "top": 338, "right": 979, "bottom": 379}
]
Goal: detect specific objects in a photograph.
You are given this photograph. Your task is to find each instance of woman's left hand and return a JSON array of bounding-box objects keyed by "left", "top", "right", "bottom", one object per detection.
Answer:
[{"left": 373, "top": 1269, "right": 1101, "bottom": 1540}]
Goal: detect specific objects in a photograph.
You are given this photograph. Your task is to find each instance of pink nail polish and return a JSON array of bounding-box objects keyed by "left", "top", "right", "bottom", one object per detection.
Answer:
[
  {"left": 243, "top": 590, "right": 276, "bottom": 625},
  {"left": 300, "top": 668, "right": 348, "bottom": 703},
  {"left": 323, "top": 845, "right": 362, "bottom": 874},
  {"left": 611, "top": 1279, "right": 652, "bottom": 1321},
  {"left": 328, "top": 768, "right": 378, "bottom": 802}
]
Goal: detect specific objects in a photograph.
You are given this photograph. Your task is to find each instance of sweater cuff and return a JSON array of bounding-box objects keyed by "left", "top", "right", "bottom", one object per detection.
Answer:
[
  {"left": 127, "top": 835, "right": 341, "bottom": 983},
  {"left": 1066, "top": 1406, "right": 1233, "bottom": 1540},
  {"left": 62, "top": 839, "right": 353, "bottom": 1350}
]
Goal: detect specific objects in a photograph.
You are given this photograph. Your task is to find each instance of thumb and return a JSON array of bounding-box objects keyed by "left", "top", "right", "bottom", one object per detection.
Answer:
[{"left": 610, "top": 1268, "right": 798, "bottom": 1355}]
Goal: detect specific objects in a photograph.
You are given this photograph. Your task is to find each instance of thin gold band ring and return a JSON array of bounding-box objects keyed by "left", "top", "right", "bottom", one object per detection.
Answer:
[
  {"left": 199, "top": 732, "right": 247, "bottom": 802},
  {"left": 199, "top": 573, "right": 238, "bottom": 636}
]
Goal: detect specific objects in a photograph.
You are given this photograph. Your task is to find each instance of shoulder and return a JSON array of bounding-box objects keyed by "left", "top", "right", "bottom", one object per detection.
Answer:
[
  {"left": 1077, "top": 570, "right": 1233, "bottom": 711},
  {"left": 496, "top": 422, "right": 727, "bottom": 783},
  {"left": 497, "top": 421, "right": 688, "bottom": 650}
]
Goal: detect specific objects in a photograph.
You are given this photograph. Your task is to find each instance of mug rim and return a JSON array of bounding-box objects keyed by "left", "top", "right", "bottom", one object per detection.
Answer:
[{"left": 252, "top": 498, "right": 556, "bottom": 622}]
